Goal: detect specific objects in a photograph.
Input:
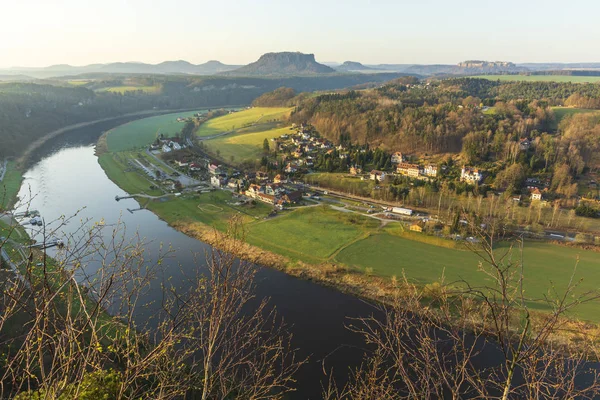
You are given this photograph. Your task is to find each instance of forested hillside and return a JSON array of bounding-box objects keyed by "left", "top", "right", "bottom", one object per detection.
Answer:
[{"left": 290, "top": 78, "right": 600, "bottom": 156}]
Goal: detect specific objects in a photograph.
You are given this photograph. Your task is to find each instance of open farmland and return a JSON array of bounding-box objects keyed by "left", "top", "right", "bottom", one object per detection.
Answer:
[
  {"left": 245, "top": 206, "right": 379, "bottom": 264},
  {"left": 470, "top": 75, "right": 600, "bottom": 83},
  {"left": 148, "top": 191, "right": 271, "bottom": 232},
  {"left": 335, "top": 232, "right": 600, "bottom": 321},
  {"left": 105, "top": 111, "right": 202, "bottom": 152},
  {"left": 196, "top": 107, "right": 292, "bottom": 137},
  {"left": 96, "top": 85, "right": 161, "bottom": 94},
  {"left": 204, "top": 125, "right": 294, "bottom": 163},
  {"left": 551, "top": 107, "right": 600, "bottom": 130}
]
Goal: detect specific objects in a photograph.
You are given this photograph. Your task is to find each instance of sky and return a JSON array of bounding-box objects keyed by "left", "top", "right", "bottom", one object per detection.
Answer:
[{"left": 1, "top": 0, "right": 599, "bottom": 68}]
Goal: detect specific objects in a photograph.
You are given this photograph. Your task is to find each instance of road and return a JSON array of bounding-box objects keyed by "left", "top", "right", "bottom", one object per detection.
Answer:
[
  {"left": 0, "top": 159, "right": 7, "bottom": 182},
  {"left": 196, "top": 130, "right": 236, "bottom": 141}
]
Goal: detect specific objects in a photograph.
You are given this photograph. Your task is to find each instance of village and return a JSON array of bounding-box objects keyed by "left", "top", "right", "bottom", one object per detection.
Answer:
[{"left": 125, "top": 117, "right": 583, "bottom": 245}]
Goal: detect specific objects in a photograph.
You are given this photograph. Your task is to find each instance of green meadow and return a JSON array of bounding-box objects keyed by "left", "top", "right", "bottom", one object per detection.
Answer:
[
  {"left": 470, "top": 75, "right": 600, "bottom": 83},
  {"left": 1, "top": 162, "right": 23, "bottom": 210},
  {"left": 204, "top": 125, "right": 294, "bottom": 163},
  {"left": 105, "top": 111, "right": 201, "bottom": 152},
  {"left": 97, "top": 85, "right": 161, "bottom": 94},
  {"left": 245, "top": 206, "right": 378, "bottom": 263},
  {"left": 550, "top": 107, "right": 600, "bottom": 130},
  {"left": 148, "top": 190, "right": 271, "bottom": 232},
  {"left": 196, "top": 107, "right": 292, "bottom": 137},
  {"left": 335, "top": 232, "right": 600, "bottom": 321},
  {"left": 97, "top": 152, "right": 163, "bottom": 196}
]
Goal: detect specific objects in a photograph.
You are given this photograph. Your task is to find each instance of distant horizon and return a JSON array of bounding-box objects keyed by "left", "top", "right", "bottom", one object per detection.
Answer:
[{"left": 3, "top": 55, "right": 600, "bottom": 70}]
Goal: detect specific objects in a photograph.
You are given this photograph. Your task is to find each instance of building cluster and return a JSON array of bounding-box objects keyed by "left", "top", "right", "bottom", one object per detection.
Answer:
[
  {"left": 202, "top": 159, "right": 303, "bottom": 208},
  {"left": 365, "top": 152, "right": 440, "bottom": 183},
  {"left": 272, "top": 125, "right": 339, "bottom": 173},
  {"left": 244, "top": 183, "right": 303, "bottom": 207},
  {"left": 149, "top": 136, "right": 187, "bottom": 153}
]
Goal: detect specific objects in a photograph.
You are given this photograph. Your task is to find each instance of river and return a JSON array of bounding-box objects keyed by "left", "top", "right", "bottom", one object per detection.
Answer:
[{"left": 15, "top": 119, "right": 376, "bottom": 398}]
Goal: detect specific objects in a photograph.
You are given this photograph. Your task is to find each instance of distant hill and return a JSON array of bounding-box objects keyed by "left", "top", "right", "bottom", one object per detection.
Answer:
[
  {"left": 336, "top": 61, "right": 378, "bottom": 72},
  {"left": 402, "top": 64, "right": 456, "bottom": 76},
  {"left": 224, "top": 52, "right": 336, "bottom": 76},
  {"left": 0, "top": 74, "right": 34, "bottom": 82},
  {"left": 365, "top": 64, "right": 414, "bottom": 72},
  {"left": 0, "top": 60, "right": 241, "bottom": 78},
  {"left": 401, "top": 61, "right": 527, "bottom": 76},
  {"left": 517, "top": 62, "right": 600, "bottom": 71}
]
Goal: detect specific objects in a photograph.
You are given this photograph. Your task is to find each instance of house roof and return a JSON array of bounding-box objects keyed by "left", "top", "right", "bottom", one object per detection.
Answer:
[
  {"left": 397, "top": 163, "right": 419, "bottom": 169},
  {"left": 257, "top": 193, "right": 275, "bottom": 201}
]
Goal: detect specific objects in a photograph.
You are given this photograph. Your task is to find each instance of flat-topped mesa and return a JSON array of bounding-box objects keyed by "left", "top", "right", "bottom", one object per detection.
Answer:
[
  {"left": 458, "top": 60, "right": 517, "bottom": 68},
  {"left": 225, "top": 52, "right": 336, "bottom": 76}
]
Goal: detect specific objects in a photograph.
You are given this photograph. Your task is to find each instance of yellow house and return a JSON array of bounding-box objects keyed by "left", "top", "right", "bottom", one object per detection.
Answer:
[{"left": 409, "top": 223, "right": 424, "bottom": 233}]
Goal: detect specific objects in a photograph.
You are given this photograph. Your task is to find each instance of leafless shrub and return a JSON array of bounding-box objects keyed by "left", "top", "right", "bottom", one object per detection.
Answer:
[{"left": 0, "top": 210, "right": 302, "bottom": 399}]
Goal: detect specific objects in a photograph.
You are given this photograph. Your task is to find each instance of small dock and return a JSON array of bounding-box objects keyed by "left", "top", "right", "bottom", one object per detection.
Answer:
[
  {"left": 115, "top": 195, "right": 135, "bottom": 202},
  {"left": 29, "top": 238, "right": 64, "bottom": 250},
  {"left": 127, "top": 207, "right": 144, "bottom": 214},
  {"left": 13, "top": 210, "right": 40, "bottom": 218}
]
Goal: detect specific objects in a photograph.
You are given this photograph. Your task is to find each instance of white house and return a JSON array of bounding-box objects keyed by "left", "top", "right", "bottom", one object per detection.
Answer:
[
  {"left": 461, "top": 166, "right": 482, "bottom": 183},
  {"left": 423, "top": 165, "right": 438, "bottom": 177},
  {"left": 531, "top": 188, "right": 543, "bottom": 201},
  {"left": 170, "top": 141, "right": 182, "bottom": 151},
  {"left": 162, "top": 144, "right": 172, "bottom": 153},
  {"left": 210, "top": 175, "right": 227, "bottom": 188},
  {"left": 391, "top": 152, "right": 404, "bottom": 164},
  {"left": 370, "top": 170, "right": 386, "bottom": 182}
]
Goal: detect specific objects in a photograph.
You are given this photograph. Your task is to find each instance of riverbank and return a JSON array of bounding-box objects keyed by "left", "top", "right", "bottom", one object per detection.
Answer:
[{"left": 0, "top": 161, "right": 23, "bottom": 210}]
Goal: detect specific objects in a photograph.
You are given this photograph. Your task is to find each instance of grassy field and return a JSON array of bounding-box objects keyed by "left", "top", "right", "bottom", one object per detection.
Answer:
[
  {"left": 335, "top": 233, "right": 600, "bottom": 321},
  {"left": 470, "top": 75, "right": 600, "bottom": 83},
  {"left": 245, "top": 206, "right": 379, "bottom": 264},
  {"left": 97, "top": 152, "right": 164, "bottom": 196},
  {"left": 196, "top": 107, "right": 292, "bottom": 137},
  {"left": 1, "top": 162, "right": 23, "bottom": 210},
  {"left": 105, "top": 111, "right": 202, "bottom": 152},
  {"left": 304, "top": 173, "right": 374, "bottom": 197},
  {"left": 68, "top": 80, "right": 91, "bottom": 86},
  {"left": 148, "top": 191, "right": 271, "bottom": 232},
  {"left": 551, "top": 107, "right": 600, "bottom": 130},
  {"left": 97, "top": 85, "right": 161, "bottom": 94},
  {"left": 204, "top": 125, "right": 294, "bottom": 163}
]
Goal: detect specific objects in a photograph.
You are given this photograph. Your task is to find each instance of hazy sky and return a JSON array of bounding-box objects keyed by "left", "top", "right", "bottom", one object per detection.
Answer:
[{"left": 1, "top": 0, "right": 598, "bottom": 68}]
